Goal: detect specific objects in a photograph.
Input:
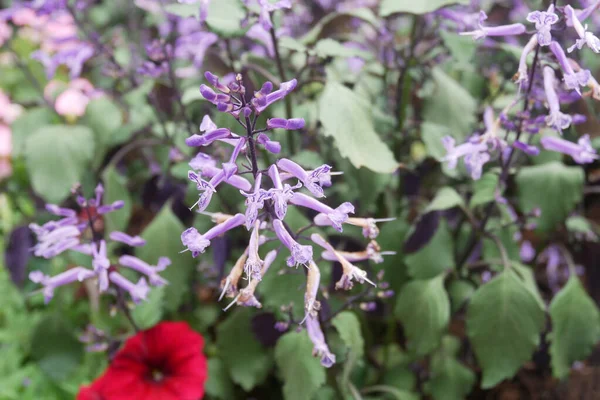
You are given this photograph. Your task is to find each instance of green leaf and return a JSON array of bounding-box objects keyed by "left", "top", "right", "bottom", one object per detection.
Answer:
[
  {"left": 24, "top": 125, "right": 95, "bottom": 203},
  {"left": 164, "top": 3, "right": 198, "bottom": 18},
  {"left": 565, "top": 216, "right": 597, "bottom": 240},
  {"left": 470, "top": 172, "right": 499, "bottom": 208},
  {"left": 279, "top": 37, "right": 308, "bottom": 52},
  {"left": 425, "top": 353, "right": 476, "bottom": 400},
  {"left": 467, "top": 270, "right": 545, "bottom": 388},
  {"left": 423, "top": 68, "right": 476, "bottom": 142},
  {"left": 448, "top": 279, "right": 475, "bottom": 313},
  {"left": 206, "top": 0, "right": 246, "bottom": 37},
  {"left": 131, "top": 286, "right": 164, "bottom": 330},
  {"left": 516, "top": 162, "right": 584, "bottom": 233},
  {"left": 549, "top": 276, "right": 600, "bottom": 379},
  {"left": 425, "top": 187, "right": 464, "bottom": 212},
  {"left": 82, "top": 97, "right": 123, "bottom": 149},
  {"left": 395, "top": 275, "right": 450, "bottom": 355},
  {"left": 380, "top": 0, "right": 469, "bottom": 15},
  {"left": 313, "top": 39, "right": 372, "bottom": 60},
  {"left": 332, "top": 311, "right": 364, "bottom": 358},
  {"left": 318, "top": 82, "right": 398, "bottom": 173},
  {"left": 300, "top": 8, "right": 379, "bottom": 44},
  {"left": 11, "top": 107, "right": 57, "bottom": 157},
  {"left": 275, "top": 331, "right": 326, "bottom": 400},
  {"left": 216, "top": 309, "right": 272, "bottom": 391},
  {"left": 136, "top": 205, "right": 196, "bottom": 312},
  {"left": 30, "top": 315, "right": 83, "bottom": 381},
  {"left": 205, "top": 358, "right": 235, "bottom": 400},
  {"left": 406, "top": 219, "right": 454, "bottom": 279},
  {"left": 101, "top": 167, "right": 132, "bottom": 234}
]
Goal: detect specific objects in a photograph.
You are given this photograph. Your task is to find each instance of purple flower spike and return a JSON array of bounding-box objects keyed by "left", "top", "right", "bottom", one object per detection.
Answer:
[
  {"left": 252, "top": 79, "right": 297, "bottom": 114},
  {"left": 119, "top": 255, "right": 170, "bottom": 286},
  {"left": 540, "top": 134, "right": 598, "bottom": 164},
  {"left": 526, "top": 5, "right": 558, "bottom": 46},
  {"left": 205, "top": 71, "right": 230, "bottom": 93},
  {"left": 267, "top": 118, "right": 305, "bottom": 130},
  {"left": 241, "top": 173, "right": 271, "bottom": 230},
  {"left": 108, "top": 272, "right": 149, "bottom": 304},
  {"left": 565, "top": 5, "right": 600, "bottom": 53},
  {"left": 268, "top": 165, "right": 301, "bottom": 220},
  {"left": 256, "top": 133, "right": 281, "bottom": 154},
  {"left": 30, "top": 267, "right": 95, "bottom": 304},
  {"left": 277, "top": 159, "right": 332, "bottom": 198},
  {"left": 460, "top": 10, "right": 526, "bottom": 40},
  {"left": 549, "top": 41, "right": 591, "bottom": 93},
  {"left": 305, "top": 315, "right": 336, "bottom": 368},
  {"left": 109, "top": 231, "right": 146, "bottom": 247},
  {"left": 543, "top": 66, "right": 572, "bottom": 131},
  {"left": 273, "top": 219, "right": 313, "bottom": 267},
  {"left": 186, "top": 128, "right": 231, "bottom": 147}
]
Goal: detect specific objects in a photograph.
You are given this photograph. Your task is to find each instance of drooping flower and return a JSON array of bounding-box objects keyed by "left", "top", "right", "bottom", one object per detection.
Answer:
[
  {"left": 119, "top": 255, "right": 170, "bottom": 286},
  {"left": 526, "top": 5, "right": 558, "bottom": 46},
  {"left": 29, "top": 268, "right": 95, "bottom": 304},
  {"left": 565, "top": 5, "right": 600, "bottom": 53},
  {"left": 514, "top": 35, "right": 538, "bottom": 87},
  {"left": 109, "top": 231, "right": 146, "bottom": 247},
  {"left": 540, "top": 134, "right": 598, "bottom": 164},
  {"left": 549, "top": 41, "right": 591, "bottom": 93},
  {"left": 290, "top": 193, "right": 354, "bottom": 232},
  {"left": 273, "top": 219, "right": 313, "bottom": 267},
  {"left": 241, "top": 173, "right": 271, "bottom": 229},
  {"left": 77, "top": 321, "right": 207, "bottom": 400},
  {"left": 321, "top": 240, "right": 396, "bottom": 264},
  {"left": 267, "top": 164, "right": 301, "bottom": 220},
  {"left": 254, "top": 0, "right": 292, "bottom": 31},
  {"left": 305, "top": 315, "right": 336, "bottom": 368},
  {"left": 277, "top": 159, "right": 332, "bottom": 198},
  {"left": 339, "top": 217, "right": 395, "bottom": 239},
  {"left": 181, "top": 213, "right": 246, "bottom": 257},
  {"left": 543, "top": 66, "right": 572, "bottom": 131},
  {"left": 252, "top": 79, "right": 297, "bottom": 114},
  {"left": 460, "top": 10, "right": 526, "bottom": 41}
]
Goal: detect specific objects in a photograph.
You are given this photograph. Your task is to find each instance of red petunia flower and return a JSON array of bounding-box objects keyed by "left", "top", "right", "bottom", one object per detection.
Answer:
[{"left": 77, "top": 321, "right": 207, "bottom": 400}]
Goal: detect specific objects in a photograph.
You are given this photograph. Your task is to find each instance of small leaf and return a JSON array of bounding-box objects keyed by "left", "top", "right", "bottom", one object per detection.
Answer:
[
  {"left": 549, "top": 276, "right": 600, "bottom": 379},
  {"left": 313, "top": 39, "right": 372, "bottom": 60},
  {"left": 318, "top": 82, "right": 398, "bottom": 173},
  {"left": 164, "top": 3, "right": 198, "bottom": 18},
  {"left": 131, "top": 286, "right": 164, "bottom": 330},
  {"left": 467, "top": 270, "right": 545, "bottom": 388},
  {"left": 406, "top": 219, "right": 454, "bottom": 279},
  {"left": 332, "top": 311, "right": 364, "bottom": 358},
  {"left": 205, "top": 358, "right": 235, "bottom": 400},
  {"left": 136, "top": 205, "right": 196, "bottom": 312},
  {"left": 101, "top": 167, "right": 132, "bottom": 234},
  {"left": 275, "top": 330, "right": 327, "bottom": 400},
  {"left": 25, "top": 125, "right": 95, "bottom": 203},
  {"left": 426, "top": 187, "right": 464, "bottom": 212},
  {"left": 470, "top": 172, "right": 499, "bottom": 208},
  {"left": 395, "top": 275, "right": 450, "bottom": 355},
  {"left": 216, "top": 309, "right": 273, "bottom": 391},
  {"left": 516, "top": 162, "right": 584, "bottom": 233},
  {"left": 380, "top": 0, "right": 469, "bottom": 16}
]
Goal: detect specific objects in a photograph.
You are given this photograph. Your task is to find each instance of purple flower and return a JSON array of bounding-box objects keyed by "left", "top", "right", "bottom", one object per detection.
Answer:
[
  {"left": 540, "top": 134, "right": 598, "bottom": 164},
  {"left": 109, "top": 231, "right": 146, "bottom": 247},
  {"left": 526, "top": 5, "right": 558, "bottom": 46},
  {"left": 267, "top": 164, "right": 301, "bottom": 220},
  {"left": 174, "top": 31, "right": 218, "bottom": 69},
  {"left": 32, "top": 44, "right": 94, "bottom": 79},
  {"left": 267, "top": 118, "right": 305, "bottom": 130},
  {"left": 512, "top": 141, "right": 540, "bottom": 156},
  {"left": 549, "top": 41, "right": 591, "bottom": 93},
  {"left": 186, "top": 128, "right": 232, "bottom": 147},
  {"left": 305, "top": 315, "right": 336, "bottom": 368},
  {"left": 442, "top": 136, "right": 490, "bottom": 180},
  {"left": 188, "top": 171, "right": 217, "bottom": 212},
  {"left": 520, "top": 240, "right": 535, "bottom": 262},
  {"left": 273, "top": 219, "right": 313, "bottom": 267},
  {"left": 189, "top": 152, "right": 252, "bottom": 192},
  {"left": 345, "top": 217, "right": 396, "bottom": 239},
  {"left": 29, "top": 267, "right": 95, "bottom": 304},
  {"left": 254, "top": 0, "right": 292, "bottom": 31},
  {"left": 565, "top": 5, "right": 600, "bottom": 53},
  {"left": 252, "top": 79, "right": 297, "bottom": 114},
  {"left": 92, "top": 240, "right": 110, "bottom": 292},
  {"left": 108, "top": 272, "right": 149, "bottom": 304},
  {"left": 321, "top": 240, "right": 396, "bottom": 264},
  {"left": 256, "top": 133, "right": 281, "bottom": 154},
  {"left": 543, "top": 66, "right": 572, "bottom": 131},
  {"left": 460, "top": 11, "right": 526, "bottom": 41},
  {"left": 243, "top": 220, "right": 264, "bottom": 281},
  {"left": 181, "top": 213, "right": 246, "bottom": 257},
  {"left": 29, "top": 221, "right": 81, "bottom": 259},
  {"left": 277, "top": 158, "right": 332, "bottom": 198},
  {"left": 241, "top": 173, "right": 271, "bottom": 230},
  {"left": 515, "top": 35, "right": 538, "bottom": 86},
  {"left": 119, "top": 255, "right": 170, "bottom": 286},
  {"left": 291, "top": 193, "right": 354, "bottom": 232}
]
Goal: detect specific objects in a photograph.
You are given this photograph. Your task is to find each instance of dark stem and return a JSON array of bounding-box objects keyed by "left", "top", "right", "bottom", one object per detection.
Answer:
[{"left": 395, "top": 16, "right": 421, "bottom": 131}]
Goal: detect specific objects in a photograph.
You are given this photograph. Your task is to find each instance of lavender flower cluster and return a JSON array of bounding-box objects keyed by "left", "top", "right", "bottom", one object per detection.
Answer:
[
  {"left": 443, "top": 3, "right": 600, "bottom": 180},
  {"left": 180, "top": 71, "right": 395, "bottom": 367},
  {"left": 28, "top": 184, "right": 171, "bottom": 304}
]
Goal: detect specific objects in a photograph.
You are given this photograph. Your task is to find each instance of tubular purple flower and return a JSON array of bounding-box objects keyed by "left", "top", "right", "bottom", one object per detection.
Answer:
[
  {"left": 540, "top": 134, "right": 598, "bottom": 164},
  {"left": 277, "top": 158, "right": 332, "bottom": 198},
  {"left": 512, "top": 141, "right": 540, "bottom": 156},
  {"left": 322, "top": 241, "right": 396, "bottom": 264},
  {"left": 256, "top": 133, "right": 281, "bottom": 154},
  {"left": 97, "top": 200, "right": 125, "bottom": 215},
  {"left": 460, "top": 10, "right": 526, "bottom": 40},
  {"left": 442, "top": 136, "right": 490, "bottom": 180},
  {"left": 565, "top": 5, "right": 600, "bottom": 53},
  {"left": 302, "top": 261, "right": 321, "bottom": 324},
  {"left": 92, "top": 240, "right": 110, "bottom": 292},
  {"left": 185, "top": 128, "right": 231, "bottom": 147},
  {"left": 45, "top": 204, "right": 76, "bottom": 218},
  {"left": 515, "top": 35, "right": 538, "bottom": 87},
  {"left": 108, "top": 272, "right": 149, "bottom": 304},
  {"left": 30, "top": 223, "right": 81, "bottom": 258},
  {"left": 199, "top": 84, "right": 230, "bottom": 104},
  {"left": 267, "top": 164, "right": 300, "bottom": 220},
  {"left": 256, "top": 0, "right": 292, "bottom": 31},
  {"left": 30, "top": 267, "right": 95, "bottom": 304},
  {"left": 267, "top": 118, "right": 305, "bottom": 130},
  {"left": 543, "top": 66, "right": 572, "bottom": 131},
  {"left": 291, "top": 193, "right": 354, "bottom": 232},
  {"left": 243, "top": 220, "right": 264, "bottom": 281},
  {"left": 549, "top": 41, "right": 591, "bottom": 93},
  {"left": 571, "top": 1, "right": 600, "bottom": 24},
  {"left": 520, "top": 240, "right": 535, "bottom": 262},
  {"left": 109, "top": 231, "right": 146, "bottom": 247},
  {"left": 272, "top": 219, "right": 313, "bottom": 267},
  {"left": 190, "top": 154, "right": 252, "bottom": 192},
  {"left": 200, "top": 115, "right": 218, "bottom": 132},
  {"left": 241, "top": 173, "right": 271, "bottom": 230},
  {"left": 344, "top": 217, "right": 396, "bottom": 239},
  {"left": 252, "top": 79, "right": 297, "bottom": 113},
  {"left": 181, "top": 213, "right": 246, "bottom": 257},
  {"left": 526, "top": 5, "right": 558, "bottom": 46},
  {"left": 188, "top": 171, "right": 217, "bottom": 211},
  {"left": 204, "top": 71, "right": 230, "bottom": 93},
  {"left": 119, "top": 255, "right": 170, "bottom": 286},
  {"left": 305, "top": 315, "right": 336, "bottom": 368}
]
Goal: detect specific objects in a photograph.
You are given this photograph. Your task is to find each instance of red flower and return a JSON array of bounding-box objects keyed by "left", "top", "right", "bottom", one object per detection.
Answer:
[{"left": 77, "top": 321, "right": 207, "bottom": 400}]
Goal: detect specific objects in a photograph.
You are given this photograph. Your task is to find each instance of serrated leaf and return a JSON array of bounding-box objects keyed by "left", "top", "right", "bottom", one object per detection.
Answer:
[
  {"left": 470, "top": 172, "right": 499, "bottom": 208},
  {"left": 380, "top": 0, "right": 469, "bottom": 16},
  {"left": 318, "top": 82, "right": 398, "bottom": 173},
  {"left": 406, "top": 219, "right": 454, "bottom": 279},
  {"left": 423, "top": 68, "right": 476, "bottom": 142},
  {"left": 467, "top": 270, "right": 545, "bottom": 388},
  {"left": 426, "top": 187, "right": 464, "bottom": 212},
  {"left": 101, "top": 167, "right": 131, "bottom": 234},
  {"left": 131, "top": 286, "right": 164, "bottom": 330},
  {"left": 216, "top": 309, "right": 272, "bottom": 391},
  {"left": 275, "top": 331, "right": 326, "bottom": 400},
  {"left": 136, "top": 205, "right": 195, "bottom": 312},
  {"left": 395, "top": 275, "right": 450, "bottom": 355},
  {"left": 205, "top": 358, "right": 235, "bottom": 399},
  {"left": 332, "top": 311, "right": 364, "bottom": 358},
  {"left": 516, "top": 162, "right": 584, "bottom": 233},
  {"left": 550, "top": 276, "right": 600, "bottom": 379},
  {"left": 24, "top": 125, "right": 95, "bottom": 203}
]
